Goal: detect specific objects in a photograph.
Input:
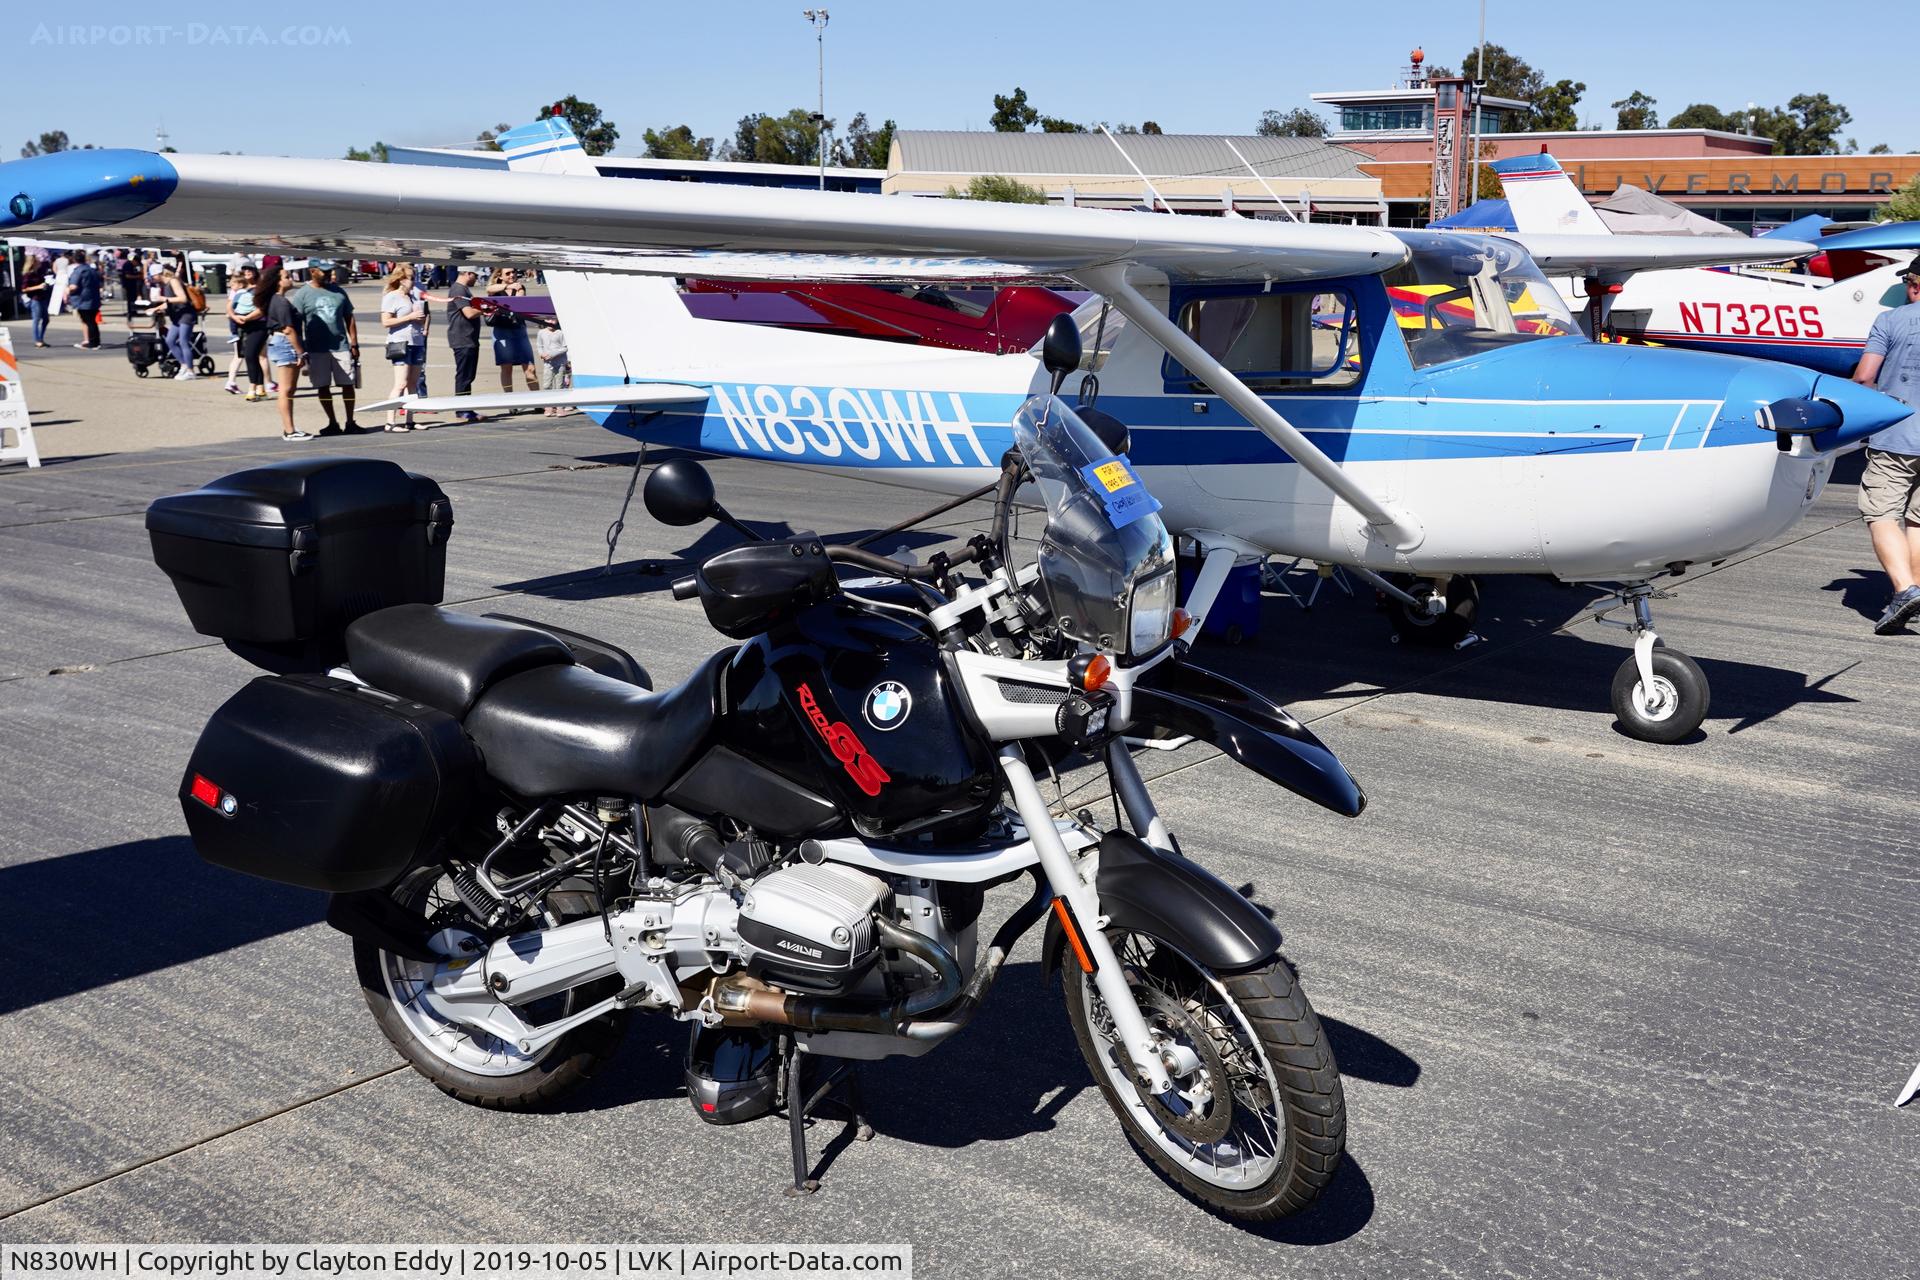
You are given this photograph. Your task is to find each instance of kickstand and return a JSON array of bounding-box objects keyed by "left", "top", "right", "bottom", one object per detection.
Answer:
[{"left": 780, "top": 1036, "right": 873, "bottom": 1198}]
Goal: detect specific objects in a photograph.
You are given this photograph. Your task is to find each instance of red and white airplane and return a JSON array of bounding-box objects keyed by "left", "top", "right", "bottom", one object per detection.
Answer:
[{"left": 1494, "top": 153, "right": 1920, "bottom": 376}]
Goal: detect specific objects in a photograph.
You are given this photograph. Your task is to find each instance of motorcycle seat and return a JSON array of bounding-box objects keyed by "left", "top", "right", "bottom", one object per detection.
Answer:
[
  {"left": 345, "top": 604, "right": 575, "bottom": 718},
  {"left": 464, "top": 648, "right": 734, "bottom": 801}
]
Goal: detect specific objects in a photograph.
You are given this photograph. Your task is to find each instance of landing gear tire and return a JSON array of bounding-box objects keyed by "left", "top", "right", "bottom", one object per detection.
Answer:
[
  {"left": 1387, "top": 576, "right": 1479, "bottom": 648},
  {"left": 1063, "top": 930, "right": 1345, "bottom": 1221},
  {"left": 1610, "top": 648, "right": 1709, "bottom": 744},
  {"left": 355, "top": 866, "right": 627, "bottom": 1110}
]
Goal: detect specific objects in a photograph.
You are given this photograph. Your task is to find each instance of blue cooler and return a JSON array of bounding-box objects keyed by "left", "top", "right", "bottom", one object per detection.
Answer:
[{"left": 1176, "top": 558, "right": 1263, "bottom": 644}]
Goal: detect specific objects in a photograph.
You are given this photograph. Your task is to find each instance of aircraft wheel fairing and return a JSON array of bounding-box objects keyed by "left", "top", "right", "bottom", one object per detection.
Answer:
[{"left": 1610, "top": 648, "right": 1709, "bottom": 743}]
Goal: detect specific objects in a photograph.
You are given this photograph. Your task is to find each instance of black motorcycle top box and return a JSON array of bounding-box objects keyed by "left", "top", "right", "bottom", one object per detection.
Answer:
[{"left": 147, "top": 457, "right": 452, "bottom": 672}]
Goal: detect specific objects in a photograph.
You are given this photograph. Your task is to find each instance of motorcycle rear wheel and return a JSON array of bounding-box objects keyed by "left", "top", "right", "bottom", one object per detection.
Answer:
[
  {"left": 354, "top": 866, "right": 627, "bottom": 1110},
  {"left": 1063, "top": 930, "right": 1345, "bottom": 1220}
]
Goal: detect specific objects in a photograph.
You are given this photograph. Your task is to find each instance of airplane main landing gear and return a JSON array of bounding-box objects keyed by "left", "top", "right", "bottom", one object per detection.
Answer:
[
  {"left": 1595, "top": 584, "right": 1709, "bottom": 743},
  {"left": 1378, "top": 573, "right": 1481, "bottom": 650}
]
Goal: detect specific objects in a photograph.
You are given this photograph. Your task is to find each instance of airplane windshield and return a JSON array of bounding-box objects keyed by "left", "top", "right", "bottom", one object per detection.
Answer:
[{"left": 1385, "top": 231, "right": 1579, "bottom": 369}]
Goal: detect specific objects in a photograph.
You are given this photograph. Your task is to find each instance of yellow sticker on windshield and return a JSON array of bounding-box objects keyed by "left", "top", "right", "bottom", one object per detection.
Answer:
[{"left": 1092, "top": 460, "right": 1134, "bottom": 493}]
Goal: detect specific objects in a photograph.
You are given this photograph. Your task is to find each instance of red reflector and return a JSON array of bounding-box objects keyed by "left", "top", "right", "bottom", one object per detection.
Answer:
[
  {"left": 189, "top": 774, "right": 222, "bottom": 809},
  {"left": 700, "top": 1102, "right": 717, "bottom": 1113}
]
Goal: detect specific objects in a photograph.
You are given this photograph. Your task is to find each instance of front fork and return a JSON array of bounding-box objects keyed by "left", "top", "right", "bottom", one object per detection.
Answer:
[{"left": 997, "top": 745, "right": 1175, "bottom": 1095}]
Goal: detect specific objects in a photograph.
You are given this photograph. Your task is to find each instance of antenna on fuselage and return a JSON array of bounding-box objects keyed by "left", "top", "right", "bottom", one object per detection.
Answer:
[
  {"left": 1222, "top": 137, "right": 1303, "bottom": 224},
  {"left": 1099, "top": 125, "right": 1171, "bottom": 214}
]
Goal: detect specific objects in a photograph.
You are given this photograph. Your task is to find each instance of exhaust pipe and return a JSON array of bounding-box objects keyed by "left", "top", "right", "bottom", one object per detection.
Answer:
[{"left": 713, "top": 917, "right": 962, "bottom": 1032}]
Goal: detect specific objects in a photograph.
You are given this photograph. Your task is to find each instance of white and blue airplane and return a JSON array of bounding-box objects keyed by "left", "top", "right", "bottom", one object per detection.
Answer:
[
  {"left": 1495, "top": 152, "right": 1920, "bottom": 375},
  {"left": 1, "top": 118, "right": 1908, "bottom": 741}
]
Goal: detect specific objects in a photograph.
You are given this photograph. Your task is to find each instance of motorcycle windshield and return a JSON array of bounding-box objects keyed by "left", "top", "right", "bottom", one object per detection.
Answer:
[{"left": 1014, "top": 397, "right": 1176, "bottom": 654}]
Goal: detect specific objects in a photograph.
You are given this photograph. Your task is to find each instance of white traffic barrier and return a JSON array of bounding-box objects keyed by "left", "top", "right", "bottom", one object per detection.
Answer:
[{"left": 0, "top": 326, "right": 42, "bottom": 468}]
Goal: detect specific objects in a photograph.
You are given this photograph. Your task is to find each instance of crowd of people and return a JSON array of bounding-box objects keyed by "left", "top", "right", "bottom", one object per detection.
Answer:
[{"left": 11, "top": 248, "right": 573, "bottom": 442}]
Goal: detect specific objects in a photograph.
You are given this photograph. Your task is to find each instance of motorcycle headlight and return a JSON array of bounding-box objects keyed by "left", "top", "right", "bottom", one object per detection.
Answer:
[{"left": 1127, "top": 568, "right": 1177, "bottom": 657}]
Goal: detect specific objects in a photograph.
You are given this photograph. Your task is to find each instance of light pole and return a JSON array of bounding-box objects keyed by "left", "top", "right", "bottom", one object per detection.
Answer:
[
  {"left": 1469, "top": 0, "right": 1486, "bottom": 208},
  {"left": 803, "top": 8, "right": 829, "bottom": 191}
]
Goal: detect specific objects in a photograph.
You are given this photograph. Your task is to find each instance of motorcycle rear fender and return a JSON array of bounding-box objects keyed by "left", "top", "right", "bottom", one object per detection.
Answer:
[
  {"left": 1044, "top": 831, "right": 1282, "bottom": 978},
  {"left": 1128, "top": 662, "right": 1365, "bottom": 818},
  {"left": 326, "top": 889, "right": 441, "bottom": 965}
]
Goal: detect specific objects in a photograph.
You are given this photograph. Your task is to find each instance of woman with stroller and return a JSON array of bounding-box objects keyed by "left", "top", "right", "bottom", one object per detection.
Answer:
[{"left": 149, "top": 265, "right": 201, "bottom": 381}]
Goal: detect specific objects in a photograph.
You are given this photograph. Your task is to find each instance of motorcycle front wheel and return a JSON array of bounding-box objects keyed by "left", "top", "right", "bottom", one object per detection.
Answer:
[
  {"left": 1063, "top": 930, "right": 1345, "bottom": 1220},
  {"left": 354, "top": 866, "right": 627, "bottom": 1110}
]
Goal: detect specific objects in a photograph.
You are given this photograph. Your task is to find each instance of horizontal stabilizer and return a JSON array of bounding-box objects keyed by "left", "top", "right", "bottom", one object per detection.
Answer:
[
  {"left": 1501, "top": 232, "right": 1814, "bottom": 277},
  {"left": 360, "top": 383, "right": 708, "bottom": 415}
]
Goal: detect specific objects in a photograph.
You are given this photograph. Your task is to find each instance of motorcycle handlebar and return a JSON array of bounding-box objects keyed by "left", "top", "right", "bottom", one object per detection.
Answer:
[
  {"left": 671, "top": 575, "right": 699, "bottom": 600},
  {"left": 824, "top": 543, "right": 979, "bottom": 582}
]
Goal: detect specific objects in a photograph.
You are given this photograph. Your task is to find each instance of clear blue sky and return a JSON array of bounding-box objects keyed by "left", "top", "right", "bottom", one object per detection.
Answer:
[{"left": 11, "top": 0, "right": 1911, "bottom": 158}]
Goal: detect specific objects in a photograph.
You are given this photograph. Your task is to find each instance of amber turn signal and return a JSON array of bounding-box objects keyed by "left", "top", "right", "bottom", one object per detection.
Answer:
[
  {"left": 1079, "top": 654, "right": 1111, "bottom": 691},
  {"left": 1170, "top": 609, "right": 1194, "bottom": 641}
]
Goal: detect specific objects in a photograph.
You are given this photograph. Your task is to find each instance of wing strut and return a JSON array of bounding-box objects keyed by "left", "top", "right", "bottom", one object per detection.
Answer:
[{"left": 1077, "top": 266, "right": 1424, "bottom": 553}]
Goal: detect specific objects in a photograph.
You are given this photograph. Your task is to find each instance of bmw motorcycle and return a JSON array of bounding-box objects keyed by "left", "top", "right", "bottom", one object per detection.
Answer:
[{"left": 149, "top": 321, "right": 1366, "bottom": 1221}]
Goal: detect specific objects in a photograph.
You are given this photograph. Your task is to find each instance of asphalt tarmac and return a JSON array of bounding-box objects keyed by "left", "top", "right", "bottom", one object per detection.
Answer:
[{"left": 1, "top": 332, "right": 1916, "bottom": 1278}]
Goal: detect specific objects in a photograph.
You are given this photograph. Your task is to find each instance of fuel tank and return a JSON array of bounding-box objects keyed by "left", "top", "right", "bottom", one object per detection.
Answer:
[{"left": 720, "top": 603, "right": 999, "bottom": 842}]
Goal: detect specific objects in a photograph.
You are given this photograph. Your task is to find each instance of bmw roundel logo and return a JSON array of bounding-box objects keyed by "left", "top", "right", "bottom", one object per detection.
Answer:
[{"left": 863, "top": 681, "right": 911, "bottom": 731}]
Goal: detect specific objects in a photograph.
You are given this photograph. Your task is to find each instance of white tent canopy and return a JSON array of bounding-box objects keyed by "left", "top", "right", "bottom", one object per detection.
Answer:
[{"left": 1595, "top": 184, "right": 1743, "bottom": 238}]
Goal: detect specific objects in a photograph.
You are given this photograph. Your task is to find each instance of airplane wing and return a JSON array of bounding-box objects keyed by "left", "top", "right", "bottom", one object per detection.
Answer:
[
  {"left": 0, "top": 148, "right": 1409, "bottom": 285},
  {"left": 1499, "top": 232, "right": 1815, "bottom": 276},
  {"left": 357, "top": 383, "right": 709, "bottom": 415}
]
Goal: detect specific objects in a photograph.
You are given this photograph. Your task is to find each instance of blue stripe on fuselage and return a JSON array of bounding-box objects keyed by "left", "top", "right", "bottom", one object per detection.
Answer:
[{"left": 574, "top": 376, "right": 1754, "bottom": 467}]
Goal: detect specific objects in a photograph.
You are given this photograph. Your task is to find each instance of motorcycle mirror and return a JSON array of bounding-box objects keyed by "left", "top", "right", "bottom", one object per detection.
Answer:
[
  {"left": 1041, "top": 314, "right": 1082, "bottom": 396},
  {"left": 1075, "top": 406, "right": 1132, "bottom": 458},
  {"left": 643, "top": 459, "right": 719, "bottom": 527}
]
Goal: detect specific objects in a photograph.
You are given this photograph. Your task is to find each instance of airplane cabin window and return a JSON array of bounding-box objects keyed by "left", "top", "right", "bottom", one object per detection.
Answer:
[
  {"left": 1387, "top": 231, "right": 1580, "bottom": 369},
  {"left": 1171, "top": 289, "right": 1363, "bottom": 392}
]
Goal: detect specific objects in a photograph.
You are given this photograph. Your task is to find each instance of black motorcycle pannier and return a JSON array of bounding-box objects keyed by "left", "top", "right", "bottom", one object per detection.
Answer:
[
  {"left": 146, "top": 458, "right": 453, "bottom": 671},
  {"left": 180, "top": 674, "right": 480, "bottom": 893}
]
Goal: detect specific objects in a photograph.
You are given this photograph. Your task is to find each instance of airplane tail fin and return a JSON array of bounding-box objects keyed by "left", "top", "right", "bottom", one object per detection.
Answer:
[
  {"left": 1492, "top": 154, "right": 1608, "bottom": 236},
  {"left": 494, "top": 117, "right": 701, "bottom": 378},
  {"left": 496, "top": 117, "right": 600, "bottom": 177}
]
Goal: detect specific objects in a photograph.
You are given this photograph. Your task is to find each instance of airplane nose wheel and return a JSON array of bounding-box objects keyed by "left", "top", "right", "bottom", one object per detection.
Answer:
[{"left": 1597, "top": 585, "right": 1710, "bottom": 743}]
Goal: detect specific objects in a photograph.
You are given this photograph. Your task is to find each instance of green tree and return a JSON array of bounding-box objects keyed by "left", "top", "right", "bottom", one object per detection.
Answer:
[
  {"left": 838, "top": 113, "right": 896, "bottom": 169},
  {"left": 344, "top": 141, "right": 390, "bottom": 163},
  {"left": 1870, "top": 142, "right": 1893, "bottom": 155},
  {"left": 1666, "top": 103, "right": 1732, "bottom": 131},
  {"left": 725, "top": 114, "right": 767, "bottom": 161},
  {"left": 1039, "top": 116, "right": 1085, "bottom": 133},
  {"left": 642, "top": 124, "right": 715, "bottom": 161},
  {"left": 1256, "top": 108, "right": 1329, "bottom": 138},
  {"left": 544, "top": 95, "right": 619, "bottom": 156},
  {"left": 946, "top": 174, "right": 1048, "bottom": 204},
  {"left": 1530, "top": 79, "right": 1585, "bottom": 131},
  {"left": 1141, "top": 121, "right": 1164, "bottom": 135},
  {"left": 1769, "top": 93, "right": 1852, "bottom": 154},
  {"left": 1877, "top": 174, "right": 1920, "bottom": 222},
  {"left": 1612, "top": 90, "right": 1658, "bottom": 131},
  {"left": 19, "top": 130, "right": 72, "bottom": 158},
  {"left": 990, "top": 87, "right": 1040, "bottom": 132},
  {"left": 475, "top": 122, "right": 511, "bottom": 152},
  {"left": 1457, "top": 43, "right": 1545, "bottom": 103}
]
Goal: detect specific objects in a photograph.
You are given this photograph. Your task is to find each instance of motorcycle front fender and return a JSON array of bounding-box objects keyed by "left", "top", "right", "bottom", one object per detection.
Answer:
[
  {"left": 1128, "top": 662, "right": 1365, "bottom": 818},
  {"left": 1045, "top": 831, "right": 1282, "bottom": 976}
]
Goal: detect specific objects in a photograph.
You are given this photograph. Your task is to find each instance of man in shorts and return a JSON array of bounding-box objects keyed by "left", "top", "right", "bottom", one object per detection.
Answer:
[
  {"left": 1851, "top": 257, "right": 1920, "bottom": 633},
  {"left": 289, "top": 262, "right": 367, "bottom": 435}
]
